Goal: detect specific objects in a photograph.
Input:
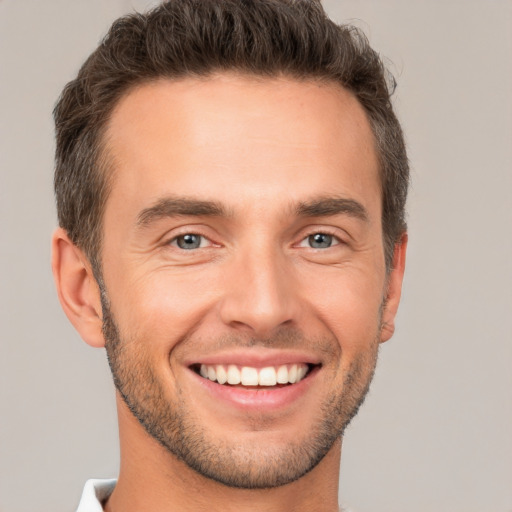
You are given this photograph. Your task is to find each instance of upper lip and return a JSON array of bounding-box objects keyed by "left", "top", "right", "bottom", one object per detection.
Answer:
[{"left": 185, "top": 349, "right": 322, "bottom": 369}]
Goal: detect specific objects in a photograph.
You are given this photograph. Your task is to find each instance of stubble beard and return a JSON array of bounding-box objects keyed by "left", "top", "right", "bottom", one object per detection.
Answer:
[{"left": 101, "top": 290, "right": 380, "bottom": 490}]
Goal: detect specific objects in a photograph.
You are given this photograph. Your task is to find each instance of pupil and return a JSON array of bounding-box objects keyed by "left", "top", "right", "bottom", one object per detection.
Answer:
[
  {"left": 309, "top": 233, "right": 332, "bottom": 249},
  {"left": 178, "top": 234, "right": 200, "bottom": 249}
]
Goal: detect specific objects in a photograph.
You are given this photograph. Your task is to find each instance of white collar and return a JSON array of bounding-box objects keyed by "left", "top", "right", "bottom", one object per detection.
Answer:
[
  {"left": 76, "top": 479, "right": 116, "bottom": 512},
  {"left": 74, "top": 477, "right": 355, "bottom": 512}
]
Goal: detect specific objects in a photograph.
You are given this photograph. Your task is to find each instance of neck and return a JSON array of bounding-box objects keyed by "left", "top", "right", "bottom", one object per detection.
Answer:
[{"left": 105, "top": 398, "right": 342, "bottom": 512}]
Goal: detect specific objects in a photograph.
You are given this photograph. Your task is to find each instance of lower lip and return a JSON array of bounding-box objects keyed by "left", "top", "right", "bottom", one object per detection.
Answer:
[{"left": 190, "top": 366, "right": 320, "bottom": 412}]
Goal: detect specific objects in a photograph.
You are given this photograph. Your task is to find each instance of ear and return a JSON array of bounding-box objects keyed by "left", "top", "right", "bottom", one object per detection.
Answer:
[
  {"left": 51, "top": 227, "right": 105, "bottom": 348},
  {"left": 380, "top": 233, "right": 408, "bottom": 343}
]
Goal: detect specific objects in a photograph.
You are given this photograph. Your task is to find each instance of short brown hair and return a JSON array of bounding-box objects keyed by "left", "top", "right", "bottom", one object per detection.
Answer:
[{"left": 54, "top": 0, "right": 408, "bottom": 273}]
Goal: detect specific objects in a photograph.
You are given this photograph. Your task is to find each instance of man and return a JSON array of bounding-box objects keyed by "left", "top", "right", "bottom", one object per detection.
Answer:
[{"left": 51, "top": 0, "right": 408, "bottom": 510}]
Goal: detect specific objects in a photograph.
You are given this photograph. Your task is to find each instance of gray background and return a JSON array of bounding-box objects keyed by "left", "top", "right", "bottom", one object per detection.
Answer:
[{"left": 1, "top": 1, "right": 511, "bottom": 511}]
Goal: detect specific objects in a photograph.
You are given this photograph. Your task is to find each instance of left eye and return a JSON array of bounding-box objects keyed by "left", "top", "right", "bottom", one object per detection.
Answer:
[
  {"left": 170, "top": 234, "right": 209, "bottom": 250},
  {"left": 300, "top": 233, "right": 340, "bottom": 249}
]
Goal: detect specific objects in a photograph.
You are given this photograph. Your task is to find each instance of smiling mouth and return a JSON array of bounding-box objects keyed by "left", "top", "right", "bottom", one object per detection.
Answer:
[{"left": 191, "top": 363, "right": 318, "bottom": 388}]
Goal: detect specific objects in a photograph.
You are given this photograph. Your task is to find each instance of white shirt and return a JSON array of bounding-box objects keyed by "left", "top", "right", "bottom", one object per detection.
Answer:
[
  {"left": 76, "top": 479, "right": 116, "bottom": 512},
  {"left": 75, "top": 477, "right": 356, "bottom": 511}
]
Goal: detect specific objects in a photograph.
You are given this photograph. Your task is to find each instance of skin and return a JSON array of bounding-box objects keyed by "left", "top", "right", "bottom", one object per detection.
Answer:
[{"left": 52, "top": 74, "right": 407, "bottom": 512}]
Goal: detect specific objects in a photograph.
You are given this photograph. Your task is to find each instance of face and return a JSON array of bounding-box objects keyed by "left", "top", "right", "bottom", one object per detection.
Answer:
[{"left": 99, "top": 74, "right": 397, "bottom": 488}]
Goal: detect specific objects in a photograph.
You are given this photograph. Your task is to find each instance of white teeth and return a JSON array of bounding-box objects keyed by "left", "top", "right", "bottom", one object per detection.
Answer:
[
  {"left": 258, "top": 367, "right": 277, "bottom": 386},
  {"left": 227, "top": 364, "right": 241, "bottom": 385},
  {"left": 198, "top": 363, "right": 310, "bottom": 387},
  {"left": 216, "top": 365, "right": 227, "bottom": 385},
  {"left": 276, "top": 365, "right": 289, "bottom": 384},
  {"left": 207, "top": 366, "right": 216, "bottom": 381},
  {"left": 297, "top": 365, "right": 307, "bottom": 381},
  {"left": 288, "top": 364, "right": 298, "bottom": 384},
  {"left": 241, "top": 366, "right": 259, "bottom": 385}
]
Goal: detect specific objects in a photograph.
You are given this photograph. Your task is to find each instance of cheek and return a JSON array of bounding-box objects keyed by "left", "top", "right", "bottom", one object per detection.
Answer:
[
  {"left": 109, "top": 268, "right": 220, "bottom": 348},
  {"left": 303, "top": 267, "right": 384, "bottom": 349}
]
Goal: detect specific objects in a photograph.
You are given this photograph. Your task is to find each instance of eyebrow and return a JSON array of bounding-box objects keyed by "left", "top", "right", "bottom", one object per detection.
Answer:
[
  {"left": 136, "top": 197, "right": 228, "bottom": 227},
  {"left": 296, "top": 197, "right": 369, "bottom": 222},
  {"left": 136, "top": 195, "right": 369, "bottom": 228}
]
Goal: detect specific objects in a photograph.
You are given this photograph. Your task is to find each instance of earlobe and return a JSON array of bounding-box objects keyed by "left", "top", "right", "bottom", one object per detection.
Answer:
[
  {"left": 380, "top": 233, "right": 408, "bottom": 343},
  {"left": 51, "top": 228, "right": 105, "bottom": 348}
]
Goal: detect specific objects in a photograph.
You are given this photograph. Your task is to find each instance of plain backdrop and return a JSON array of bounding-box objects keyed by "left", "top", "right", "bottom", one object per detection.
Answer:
[{"left": 1, "top": 1, "right": 511, "bottom": 511}]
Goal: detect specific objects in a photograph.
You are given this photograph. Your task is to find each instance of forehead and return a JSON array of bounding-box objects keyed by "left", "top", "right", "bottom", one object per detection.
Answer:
[{"left": 103, "top": 74, "right": 380, "bottom": 222}]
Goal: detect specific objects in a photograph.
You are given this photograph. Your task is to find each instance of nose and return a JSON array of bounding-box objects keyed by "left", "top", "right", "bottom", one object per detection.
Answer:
[{"left": 218, "top": 244, "right": 300, "bottom": 337}]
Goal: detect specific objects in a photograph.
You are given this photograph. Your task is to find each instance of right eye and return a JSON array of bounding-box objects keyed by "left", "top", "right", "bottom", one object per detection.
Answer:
[{"left": 169, "top": 234, "right": 211, "bottom": 250}]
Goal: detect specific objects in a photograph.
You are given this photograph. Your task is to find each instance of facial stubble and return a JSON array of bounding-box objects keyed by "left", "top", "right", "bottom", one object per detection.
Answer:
[{"left": 101, "top": 289, "right": 381, "bottom": 489}]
